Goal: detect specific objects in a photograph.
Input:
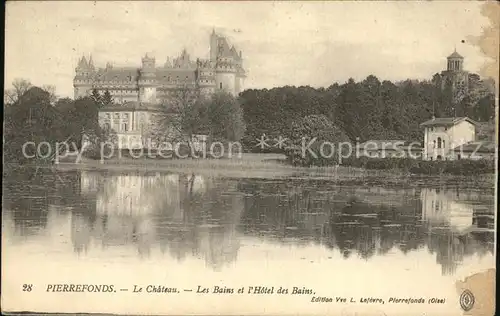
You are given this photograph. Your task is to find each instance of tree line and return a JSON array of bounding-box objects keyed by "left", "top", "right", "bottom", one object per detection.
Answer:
[
  {"left": 3, "top": 73, "right": 495, "bottom": 163},
  {"left": 4, "top": 80, "right": 115, "bottom": 163},
  {"left": 239, "top": 74, "right": 495, "bottom": 152},
  {"left": 3, "top": 79, "right": 246, "bottom": 163}
]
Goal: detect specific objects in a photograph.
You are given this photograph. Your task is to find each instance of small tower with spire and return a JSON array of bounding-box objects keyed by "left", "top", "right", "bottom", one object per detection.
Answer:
[
  {"left": 139, "top": 53, "right": 157, "bottom": 103},
  {"left": 75, "top": 55, "right": 88, "bottom": 76},
  {"left": 210, "top": 28, "right": 218, "bottom": 62},
  {"left": 88, "top": 54, "right": 95, "bottom": 71},
  {"left": 440, "top": 48, "right": 469, "bottom": 105},
  {"left": 446, "top": 49, "right": 464, "bottom": 72}
]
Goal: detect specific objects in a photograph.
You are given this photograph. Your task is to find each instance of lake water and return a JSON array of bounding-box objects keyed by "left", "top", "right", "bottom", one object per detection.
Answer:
[{"left": 2, "top": 168, "right": 495, "bottom": 315}]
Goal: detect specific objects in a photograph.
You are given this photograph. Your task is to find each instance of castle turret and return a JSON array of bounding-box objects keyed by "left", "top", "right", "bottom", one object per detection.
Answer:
[
  {"left": 139, "top": 54, "right": 157, "bottom": 103},
  {"left": 210, "top": 28, "right": 218, "bottom": 62},
  {"left": 74, "top": 55, "right": 94, "bottom": 99},
  {"left": 88, "top": 55, "right": 95, "bottom": 71},
  {"left": 211, "top": 33, "right": 240, "bottom": 96},
  {"left": 196, "top": 58, "right": 216, "bottom": 97},
  {"left": 76, "top": 55, "right": 88, "bottom": 74}
]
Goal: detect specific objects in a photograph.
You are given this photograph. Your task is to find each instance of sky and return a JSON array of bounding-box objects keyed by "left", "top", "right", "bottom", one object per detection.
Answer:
[{"left": 5, "top": 1, "right": 494, "bottom": 98}]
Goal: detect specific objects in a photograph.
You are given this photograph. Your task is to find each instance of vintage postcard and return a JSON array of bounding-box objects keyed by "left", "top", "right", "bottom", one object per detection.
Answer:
[{"left": 2, "top": 1, "right": 498, "bottom": 315}]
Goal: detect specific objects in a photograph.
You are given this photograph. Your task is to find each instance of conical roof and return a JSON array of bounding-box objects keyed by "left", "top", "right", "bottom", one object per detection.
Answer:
[
  {"left": 447, "top": 51, "right": 463, "bottom": 59},
  {"left": 78, "top": 56, "right": 88, "bottom": 68}
]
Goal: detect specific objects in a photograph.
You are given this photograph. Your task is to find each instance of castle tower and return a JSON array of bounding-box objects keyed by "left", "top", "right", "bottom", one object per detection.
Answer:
[
  {"left": 440, "top": 49, "right": 469, "bottom": 103},
  {"left": 196, "top": 58, "right": 216, "bottom": 97},
  {"left": 73, "top": 55, "right": 94, "bottom": 99},
  {"left": 211, "top": 32, "right": 239, "bottom": 96},
  {"left": 139, "top": 54, "right": 157, "bottom": 103}
]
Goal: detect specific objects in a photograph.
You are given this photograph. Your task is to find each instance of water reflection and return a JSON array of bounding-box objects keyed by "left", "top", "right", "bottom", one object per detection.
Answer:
[{"left": 2, "top": 169, "right": 495, "bottom": 276}]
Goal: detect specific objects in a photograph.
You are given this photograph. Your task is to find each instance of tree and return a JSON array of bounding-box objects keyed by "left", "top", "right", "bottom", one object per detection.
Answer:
[
  {"left": 90, "top": 88, "right": 102, "bottom": 105},
  {"left": 474, "top": 94, "right": 495, "bottom": 121},
  {"left": 4, "top": 78, "right": 32, "bottom": 105},
  {"left": 207, "top": 91, "right": 246, "bottom": 142},
  {"left": 102, "top": 89, "right": 113, "bottom": 106},
  {"left": 82, "top": 123, "right": 118, "bottom": 159},
  {"left": 4, "top": 86, "right": 59, "bottom": 163},
  {"left": 42, "top": 84, "right": 57, "bottom": 105},
  {"left": 284, "top": 114, "right": 350, "bottom": 166},
  {"left": 334, "top": 78, "right": 361, "bottom": 140},
  {"left": 55, "top": 97, "right": 75, "bottom": 112},
  {"left": 54, "top": 96, "right": 106, "bottom": 149},
  {"left": 157, "top": 87, "right": 246, "bottom": 157},
  {"left": 157, "top": 84, "right": 203, "bottom": 155},
  {"left": 239, "top": 86, "right": 330, "bottom": 152},
  {"left": 73, "top": 97, "right": 105, "bottom": 146}
]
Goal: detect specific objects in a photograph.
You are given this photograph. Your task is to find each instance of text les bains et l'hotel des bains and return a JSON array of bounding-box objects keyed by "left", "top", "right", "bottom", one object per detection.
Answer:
[{"left": 44, "top": 284, "right": 446, "bottom": 305}]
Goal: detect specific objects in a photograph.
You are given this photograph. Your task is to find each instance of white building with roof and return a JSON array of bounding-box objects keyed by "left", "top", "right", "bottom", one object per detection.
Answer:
[{"left": 420, "top": 117, "right": 478, "bottom": 161}]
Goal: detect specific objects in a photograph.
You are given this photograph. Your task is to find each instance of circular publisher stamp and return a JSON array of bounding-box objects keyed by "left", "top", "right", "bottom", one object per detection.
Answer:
[{"left": 459, "top": 289, "right": 475, "bottom": 311}]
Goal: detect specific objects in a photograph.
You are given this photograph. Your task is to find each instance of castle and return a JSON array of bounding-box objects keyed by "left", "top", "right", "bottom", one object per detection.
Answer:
[{"left": 73, "top": 29, "right": 246, "bottom": 102}]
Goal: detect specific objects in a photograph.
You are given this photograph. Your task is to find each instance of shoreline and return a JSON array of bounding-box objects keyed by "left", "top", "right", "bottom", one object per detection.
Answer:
[{"left": 3, "top": 155, "right": 496, "bottom": 189}]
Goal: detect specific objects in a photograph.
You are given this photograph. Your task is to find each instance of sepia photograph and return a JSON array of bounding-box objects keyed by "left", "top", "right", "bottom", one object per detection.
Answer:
[{"left": 2, "top": 1, "right": 498, "bottom": 315}]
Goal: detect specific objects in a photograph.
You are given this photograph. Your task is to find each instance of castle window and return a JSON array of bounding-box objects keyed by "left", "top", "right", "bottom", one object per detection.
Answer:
[
  {"left": 433, "top": 140, "right": 436, "bottom": 148},
  {"left": 220, "top": 83, "right": 222, "bottom": 89},
  {"left": 437, "top": 137, "right": 442, "bottom": 149},
  {"left": 122, "top": 122, "right": 129, "bottom": 132}
]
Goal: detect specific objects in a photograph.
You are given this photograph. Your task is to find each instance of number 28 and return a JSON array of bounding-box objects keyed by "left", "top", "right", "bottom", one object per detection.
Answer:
[{"left": 22, "top": 284, "right": 33, "bottom": 292}]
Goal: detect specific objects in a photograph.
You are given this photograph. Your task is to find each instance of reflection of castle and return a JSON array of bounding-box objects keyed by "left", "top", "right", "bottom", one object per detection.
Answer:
[
  {"left": 3, "top": 170, "right": 494, "bottom": 275},
  {"left": 96, "top": 173, "right": 182, "bottom": 216},
  {"left": 74, "top": 171, "right": 242, "bottom": 267}
]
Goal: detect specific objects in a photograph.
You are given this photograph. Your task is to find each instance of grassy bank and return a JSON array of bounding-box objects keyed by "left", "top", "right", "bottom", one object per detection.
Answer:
[{"left": 5, "top": 153, "right": 496, "bottom": 189}]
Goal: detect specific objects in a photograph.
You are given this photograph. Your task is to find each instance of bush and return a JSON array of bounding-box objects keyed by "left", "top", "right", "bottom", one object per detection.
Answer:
[
  {"left": 284, "top": 115, "right": 351, "bottom": 167},
  {"left": 341, "top": 157, "right": 494, "bottom": 176}
]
